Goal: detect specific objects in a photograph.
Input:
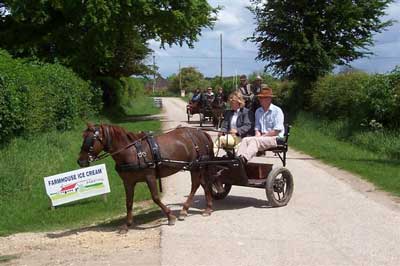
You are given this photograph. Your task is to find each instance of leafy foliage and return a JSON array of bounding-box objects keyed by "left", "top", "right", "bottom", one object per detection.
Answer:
[
  {"left": 0, "top": 49, "right": 99, "bottom": 143},
  {"left": 310, "top": 68, "right": 400, "bottom": 129},
  {"left": 0, "top": 0, "right": 218, "bottom": 80},
  {"left": 247, "top": 0, "right": 394, "bottom": 85},
  {"left": 168, "top": 66, "right": 210, "bottom": 93}
]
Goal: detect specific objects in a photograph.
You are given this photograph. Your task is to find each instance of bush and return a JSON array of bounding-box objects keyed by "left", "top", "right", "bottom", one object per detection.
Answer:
[
  {"left": 0, "top": 50, "right": 99, "bottom": 142},
  {"left": 98, "top": 76, "right": 145, "bottom": 112},
  {"left": 311, "top": 71, "right": 369, "bottom": 121},
  {"left": 310, "top": 69, "right": 400, "bottom": 130},
  {"left": 120, "top": 77, "right": 145, "bottom": 107}
]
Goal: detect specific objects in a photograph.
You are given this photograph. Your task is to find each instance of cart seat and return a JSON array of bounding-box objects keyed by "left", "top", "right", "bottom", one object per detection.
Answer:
[{"left": 256, "top": 124, "right": 291, "bottom": 166}]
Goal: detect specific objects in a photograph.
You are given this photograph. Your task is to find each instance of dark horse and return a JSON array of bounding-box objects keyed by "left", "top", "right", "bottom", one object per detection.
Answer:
[
  {"left": 211, "top": 96, "right": 225, "bottom": 129},
  {"left": 77, "top": 123, "right": 215, "bottom": 231}
]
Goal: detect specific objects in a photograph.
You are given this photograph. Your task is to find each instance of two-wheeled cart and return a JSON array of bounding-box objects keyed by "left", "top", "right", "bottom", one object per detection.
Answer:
[{"left": 206, "top": 125, "right": 293, "bottom": 206}]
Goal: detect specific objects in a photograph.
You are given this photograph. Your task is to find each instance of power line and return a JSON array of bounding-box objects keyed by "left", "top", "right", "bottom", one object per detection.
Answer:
[
  {"left": 154, "top": 55, "right": 400, "bottom": 60},
  {"left": 155, "top": 55, "right": 252, "bottom": 60}
]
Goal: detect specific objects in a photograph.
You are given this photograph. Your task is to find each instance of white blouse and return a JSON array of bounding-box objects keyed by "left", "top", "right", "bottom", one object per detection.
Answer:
[{"left": 230, "top": 110, "right": 240, "bottom": 129}]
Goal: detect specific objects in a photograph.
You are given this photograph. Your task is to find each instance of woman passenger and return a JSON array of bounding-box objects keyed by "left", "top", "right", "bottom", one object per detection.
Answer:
[{"left": 217, "top": 91, "right": 254, "bottom": 149}]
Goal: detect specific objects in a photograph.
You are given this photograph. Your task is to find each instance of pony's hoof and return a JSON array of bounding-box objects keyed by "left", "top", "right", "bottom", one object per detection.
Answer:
[
  {"left": 168, "top": 215, "right": 177, "bottom": 226},
  {"left": 202, "top": 210, "right": 212, "bottom": 217},
  {"left": 178, "top": 210, "right": 187, "bottom": 221},
  {"left": 118, "top": 225, "right": 129, "bottom": 234}
]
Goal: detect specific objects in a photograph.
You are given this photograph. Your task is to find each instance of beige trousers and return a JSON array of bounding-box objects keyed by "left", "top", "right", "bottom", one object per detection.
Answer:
[{"left": 236, "top": 136, "right": 277, "bottom": 161}]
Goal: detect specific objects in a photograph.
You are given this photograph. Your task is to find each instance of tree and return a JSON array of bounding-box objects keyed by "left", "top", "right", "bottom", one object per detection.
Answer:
[
  {"left": 168, "top": 67, "right": 209, "bottom": 93},
  {"left": 248, "top": 0, "right": 394, "bottom": 94},
  {"left": 0, "top": 1, "right": 218, "bottom": 81}
]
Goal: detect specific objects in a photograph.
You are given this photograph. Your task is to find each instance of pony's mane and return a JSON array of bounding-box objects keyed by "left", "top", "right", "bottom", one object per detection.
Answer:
[{"left": 102, "top": 124, "right": 144, "bottom": 142}]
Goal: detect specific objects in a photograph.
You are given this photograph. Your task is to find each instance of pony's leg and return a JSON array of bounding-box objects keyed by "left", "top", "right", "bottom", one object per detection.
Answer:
[
  {"left": 178, "top": 171, "right": 201, "bottom": 221},
  {"left": 200, "top": 173, "right": 213, "bottom": 216},
  {"left": 145, "top": 176, "right": 176, "bottom": 226},
  {"left": 120, "top": 179, "right": 136, "bottom": 233}
]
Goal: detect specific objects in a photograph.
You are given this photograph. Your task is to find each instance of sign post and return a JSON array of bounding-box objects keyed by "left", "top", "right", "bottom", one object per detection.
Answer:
[{"left": 44, "top": 164, "right": 110, "bottom": 208}]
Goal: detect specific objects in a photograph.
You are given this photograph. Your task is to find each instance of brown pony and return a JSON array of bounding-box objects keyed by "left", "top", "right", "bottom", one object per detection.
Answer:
[
  {"left": 77, "top": 123, "right": 215, "bottom": 231},
  {"left": 211, "top": 98, "right": 225, "bottom": 129}
]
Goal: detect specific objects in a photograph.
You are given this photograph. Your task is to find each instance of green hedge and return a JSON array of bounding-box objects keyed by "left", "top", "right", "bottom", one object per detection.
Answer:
[
  {"left": 0, "top": 50, "right": 100, "bottom": 142},
  {"left": 310, "top": 68, "right": 400, "bottom": 130},
  {"left": 98, "top": 76, "right": 145, "bottom": 112}
]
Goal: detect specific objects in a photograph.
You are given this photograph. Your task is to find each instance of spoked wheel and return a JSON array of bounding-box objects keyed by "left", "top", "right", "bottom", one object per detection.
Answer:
[
  {"left": 211, "top": 183, "right": 232, "bottom": 200},
  {"left": 265, "top": 167, "right": 294, "bottom": 207}
]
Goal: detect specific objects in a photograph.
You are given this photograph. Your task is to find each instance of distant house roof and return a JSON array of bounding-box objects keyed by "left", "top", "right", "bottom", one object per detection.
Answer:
[{"left": 145, "top": 77, "right": 170, "bottom": 90}]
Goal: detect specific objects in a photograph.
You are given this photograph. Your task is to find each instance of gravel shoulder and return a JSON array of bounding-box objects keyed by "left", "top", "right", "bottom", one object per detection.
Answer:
[{"left": 0, "top": 201, "right": 162, "bottom": 266}]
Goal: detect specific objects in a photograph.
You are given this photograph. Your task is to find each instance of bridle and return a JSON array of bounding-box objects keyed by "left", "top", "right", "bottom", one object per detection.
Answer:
[
  {"left": 81, "top": 127, "right": 108, "bottom": 163},
  {"left": 81, "top": 125, "right": 149, "bottom": 164}
]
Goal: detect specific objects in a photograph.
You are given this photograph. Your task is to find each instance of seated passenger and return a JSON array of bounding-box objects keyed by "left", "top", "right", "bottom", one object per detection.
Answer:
[
  {"left": 214, "top": 86, "right": 227, "bottom": 107},
  {"left": 191, "top": 89, "right": 202, "bottom": 103},
  {"left": 204, "top": 87, "right": 215, "bottom": 107},
  {"left": 236, "top": 85, "right": 284, "bottom": 164},
  {"left": 237, "top": 74, "right": 253, "bottom": 109},
  {"left": 216, "top": 91, "right": 254, "bottom": 150}
]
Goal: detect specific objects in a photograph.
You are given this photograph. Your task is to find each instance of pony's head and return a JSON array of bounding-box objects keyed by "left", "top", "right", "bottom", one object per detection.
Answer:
[{"left": 77, "top": 123, "right": 106, "bottom": 167}]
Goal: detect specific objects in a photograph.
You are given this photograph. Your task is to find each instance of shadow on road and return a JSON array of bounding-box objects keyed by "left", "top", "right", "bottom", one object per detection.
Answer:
[
  {"left": 166, "top": 194, "right": 274, "bottom": 218},
  {"left": 45, "top": 208, "right": 165, "bottom": 239}
]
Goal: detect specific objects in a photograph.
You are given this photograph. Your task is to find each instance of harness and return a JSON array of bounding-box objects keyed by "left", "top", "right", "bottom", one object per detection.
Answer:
[
  {"left": 115, "top": 129, "right": 210, "bottom": 171},
  {"left": 113, "top": 132, "right": 163, "bottom": 191},
  {"left": 85, "top": 127, "right": 212, "bottom": 192}
]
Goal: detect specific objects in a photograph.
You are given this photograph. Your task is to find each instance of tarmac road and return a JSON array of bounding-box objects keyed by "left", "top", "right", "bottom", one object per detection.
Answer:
[{"left": 159, "top": 97, "right": 400, "bottom": 266}]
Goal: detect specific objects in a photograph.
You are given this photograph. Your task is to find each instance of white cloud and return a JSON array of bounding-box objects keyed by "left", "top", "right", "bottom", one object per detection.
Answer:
[
  {"left": 217, "top": 9, "right": 243, "bottom": 27},
  {"left": 152, "top": 0, "right": 400, "bottom": 77}
]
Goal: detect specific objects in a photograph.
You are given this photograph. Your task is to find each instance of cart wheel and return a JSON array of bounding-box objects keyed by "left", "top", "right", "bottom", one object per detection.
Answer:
[
  {"left": 211, "top": 183, "right": 232, "bottom": 200},
  {"left": 199, "top": 114, "right": 203, "bottom": 127},
  {"left": 265, "top": 167, "right": 294, "bottom": 207}
]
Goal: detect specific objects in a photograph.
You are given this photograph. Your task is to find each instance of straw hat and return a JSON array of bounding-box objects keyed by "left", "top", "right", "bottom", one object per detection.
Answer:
[
  {"left": 257, "top": 84, "right": 274, "bottom": 98},
  {"left": 216, "top": 134, "right": 240, "bottom": 149}
]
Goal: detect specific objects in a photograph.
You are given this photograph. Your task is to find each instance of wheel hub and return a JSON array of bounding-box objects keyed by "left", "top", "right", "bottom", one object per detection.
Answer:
[{"left": 273, "top": 178, "right": 285, "bottom": 193}]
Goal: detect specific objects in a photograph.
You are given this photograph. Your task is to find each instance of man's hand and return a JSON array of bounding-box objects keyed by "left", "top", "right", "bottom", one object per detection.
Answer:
[{"left": 262, "top": 130, "right": 280, "bottom": 137}]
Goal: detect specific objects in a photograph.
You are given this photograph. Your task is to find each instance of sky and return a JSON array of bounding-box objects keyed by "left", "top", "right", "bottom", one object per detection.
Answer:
[{"left": 150, "top": 0, "right": 400, "bottom": 78}]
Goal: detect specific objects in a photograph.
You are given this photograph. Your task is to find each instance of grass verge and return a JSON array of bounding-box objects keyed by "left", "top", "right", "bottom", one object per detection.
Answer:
[
  {"left": 0, "top": 100, "right": 161, "bottom": 236},
  {"left": 290, "top": 112, "right": 400, "bottom": 197}
]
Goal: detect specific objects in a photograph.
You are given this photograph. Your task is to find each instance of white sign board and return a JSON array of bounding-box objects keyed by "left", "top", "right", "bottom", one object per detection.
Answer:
[{"left": 44, "top": 164, "right": 110, "bottom": 207}]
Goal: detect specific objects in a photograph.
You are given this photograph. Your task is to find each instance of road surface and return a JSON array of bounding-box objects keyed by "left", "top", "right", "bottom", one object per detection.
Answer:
[{"left": 159, "top": 97, "right": 400, "bottom": 266}]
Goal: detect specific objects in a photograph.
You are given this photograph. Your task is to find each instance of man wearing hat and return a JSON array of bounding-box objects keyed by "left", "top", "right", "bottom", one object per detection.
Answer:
[
  {"left": 250, "top": 75, "right": 263, "bottom": 112},
  {"left": 252, "top": 75, "right": 263, "bottom": 94},
  {"left": 237, "top": 74, "right": 253, "bottom": 109},
  {"left": 204, "top": 87, "right": 215, "bottom": 108},
  {"left": 236, "top": 84, "right": 285, "bottom": 163}
]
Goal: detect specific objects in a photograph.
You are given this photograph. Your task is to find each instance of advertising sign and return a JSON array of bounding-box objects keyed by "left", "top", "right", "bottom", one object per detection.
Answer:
[{"left": 44, "top": 164, "right": 110, "bottom": 207}]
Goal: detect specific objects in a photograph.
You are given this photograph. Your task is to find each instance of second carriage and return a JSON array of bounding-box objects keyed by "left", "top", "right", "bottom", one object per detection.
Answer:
[{"left": 186, "top": 100, "right": 224, "bottom": 128}]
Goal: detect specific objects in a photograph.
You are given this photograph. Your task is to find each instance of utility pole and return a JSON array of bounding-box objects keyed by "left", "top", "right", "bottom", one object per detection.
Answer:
[
  {"left": 179, "top": 62, "right": 182, "bottom": 92},
  {"left": 235, "top": 69, "right": 237, "bottom": 89},
  {"left": 220, "top": 33, "right": 223, "bottom": 85},
  {"left": 152, "top": 55, "right": 156, "bottom": 94}
]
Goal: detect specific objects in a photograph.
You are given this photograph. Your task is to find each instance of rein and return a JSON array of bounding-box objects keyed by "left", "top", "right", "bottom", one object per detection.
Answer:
[
  {"left": 89, "top": 125, "right": 220, "bottom": 162},
  {"left": 94, "top": 134, "right": 148, "bottom": 162}
]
